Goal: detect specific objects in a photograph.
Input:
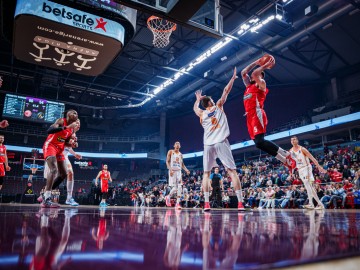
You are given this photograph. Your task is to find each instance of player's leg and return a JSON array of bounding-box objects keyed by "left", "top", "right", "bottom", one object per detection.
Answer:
[
  {"left": 65, "top": 161, "right": 79, "bottom": 206},
  {"left": 100, "top": 181, "right": 108, "bottom": 207},
  {"left": 42, "top": 156, "right": 59, "bottom": 207},
  {"left": 304, "top": 167, "right": 324, "bottom": 209},
  {"left": 203, "top": 145, "right": 217, "bottom": 211},
  {"left": 0, "top": 163, "right": 5, "bottom": 192},
  {"left": 166, "top": 171, "right": 177, "bottom": 207},
  {"left": 51, "top": 157, "right": 67, "bottom": 190},
  {"left": 175, "top": 172, "right": 182, "bottom": 210},
  {"left": 299, "top": 167, "right": 316, "bottom": 209},
  {"left": 216, "top": 139, "right": 245, "bottom": 210}
]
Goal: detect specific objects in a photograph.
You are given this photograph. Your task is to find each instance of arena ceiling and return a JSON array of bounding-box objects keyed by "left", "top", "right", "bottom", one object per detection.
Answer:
[{"left": 0, "top": 0, "right": 360, "bottom": 120}]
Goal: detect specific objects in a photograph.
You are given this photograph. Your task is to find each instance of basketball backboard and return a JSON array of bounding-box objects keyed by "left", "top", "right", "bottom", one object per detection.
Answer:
[
  {"left": 23, "top": 158, "right": 45, "bottom": 172},
  {"left": 114, "top": 0, "right": 223, "bottom": 38}
]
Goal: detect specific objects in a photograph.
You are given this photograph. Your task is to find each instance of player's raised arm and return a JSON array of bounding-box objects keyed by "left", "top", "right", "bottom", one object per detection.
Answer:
[
  {"left": 301, "top": 147, "right": 326, "bottom": 174},
  {"left": 251, "top": 57, "right": 274, "bottom": 91},
  {"left": 194, "top": 90, "right": 205, "bottom": 118},
  {"left": 217, "top": 67, "right": 238, "bottom": 107},
  {"left": 241, "top": 60, "right": 259, "bottom": 87}
]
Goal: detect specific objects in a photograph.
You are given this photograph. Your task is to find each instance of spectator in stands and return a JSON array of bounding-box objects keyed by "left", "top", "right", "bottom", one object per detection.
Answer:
[
  {"left": 265, "top": 186, "right": 275, "bottom": 209},
  {"left": 354, "top": 170, "right": 360, "bottom": 190},
  {"left": 245, "top": 188, "right": 256, "bottom": 208},
  {"left": 343, "top": 179, "right": 353, "bottom": 192},
  {"left": 342, "top": 165, "right": 351, "bottom": 179},
  {"left": 258, "top": 187, "right": 270, "bottom": 209},
  {"left": 328, "top": 184, "right": 345, "bottom": 209},
  {"left": 222, "top": 192, "right": 230, "bottom": 207},
  {"left": 274, "top": 186, "right": 285, "bottom": 208},
  {"left": 295, "top": 187, "right": 307, "bottom": 208},
  {"left": 280, "top": 187, "right": 292, "bottom": 208}
]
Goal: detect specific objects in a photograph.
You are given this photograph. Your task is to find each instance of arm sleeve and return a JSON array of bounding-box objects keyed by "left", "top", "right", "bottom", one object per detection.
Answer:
[{"left": 47, "top": 126, "right": 65, "bottom": 134}]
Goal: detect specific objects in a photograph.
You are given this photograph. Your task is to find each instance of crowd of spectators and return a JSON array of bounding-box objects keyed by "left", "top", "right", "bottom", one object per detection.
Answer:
[{"left": 115, "top": 143, "right": 360, "bottom": 209}]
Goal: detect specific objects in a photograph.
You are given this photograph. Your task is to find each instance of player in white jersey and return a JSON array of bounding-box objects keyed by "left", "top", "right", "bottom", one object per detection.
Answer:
[
  {"left": 165, "top": 141, "right": 190, "bottom": 210},
  {"left": 63, "top": 145, "right": 82, "bottom": 206},
  {"left": 193, "top": 67, "right": 245, "bottom": 211},
  {"left": 290, "top": 136, "right": 325, "bottom": 210}
]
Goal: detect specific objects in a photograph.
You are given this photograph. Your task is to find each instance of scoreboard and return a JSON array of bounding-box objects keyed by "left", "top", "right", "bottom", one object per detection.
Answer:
[{"left": 3, "top": 94, "right": 65, "bottom": 123}]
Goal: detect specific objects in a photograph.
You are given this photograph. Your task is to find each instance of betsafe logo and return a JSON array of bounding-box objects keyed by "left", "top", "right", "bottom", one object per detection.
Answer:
[{"left": 42, "top": 2, "right": 107, "bottom": 32}]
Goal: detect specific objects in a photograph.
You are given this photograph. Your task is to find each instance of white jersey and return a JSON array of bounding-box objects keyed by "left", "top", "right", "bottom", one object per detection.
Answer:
[
  {"left": 290, "top": 146, "right": 310, "bottom": 169},
  {"left": 201, "top": 105, "right": 230, "bottom": 146},
  {"left": 63, "top": 147, "right": 71, "bottom": 159},
  {"left": 170, "top": 151, "right": 182, "bottom": 171}
]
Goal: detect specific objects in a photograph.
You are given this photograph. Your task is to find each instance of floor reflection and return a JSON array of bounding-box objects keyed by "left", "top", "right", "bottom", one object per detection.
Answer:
[{"left": 0, "top": 206, "right": 359, "bottom": 270}]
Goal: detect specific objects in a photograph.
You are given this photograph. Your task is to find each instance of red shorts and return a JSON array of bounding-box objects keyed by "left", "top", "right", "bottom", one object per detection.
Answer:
[
  {"left": 246, "top": 109, "right": 268, "bottom": 140},
  {"left": 43, "top": 143, "right": 65, "bottom": 162},
  {"left": 0, "top": 164, "right": 5, "bottom": 177},
  {"left": 100, "top": 180, "right": 109, "bottom": 193}
]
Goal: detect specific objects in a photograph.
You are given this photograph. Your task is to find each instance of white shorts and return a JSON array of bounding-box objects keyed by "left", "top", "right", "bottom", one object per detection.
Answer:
[
  {"left": 203, "top": 139, "right": 236, "bottom": 172},
  {"left": 298, "top": 165, "right": 314, "bottom": 183},
  {"left": 169, "top": 170, "right": 181, "bottom": 187}
]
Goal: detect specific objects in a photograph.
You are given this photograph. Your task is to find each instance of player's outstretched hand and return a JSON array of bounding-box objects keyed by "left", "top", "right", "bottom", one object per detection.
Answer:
[
  {"left": 232, "top": 67, "right": 238, "bottom": 80},
  {"left": 5, "top": 166, "right": 11, "bottom": 171},
  {"left": 318, "top": 166, "right": 327, "bottom": 174},
  {"left": 0, "top": 120, "right": 9, "bottom": 128},
  {"left": 75, "top": 154, "right": 82, "bottom": 160},
  {"left": 68, "top": 121, "right": 79, "bottom": 130},
  {"left": 195, "top": 90, "right": 206, "bottom": 101}
]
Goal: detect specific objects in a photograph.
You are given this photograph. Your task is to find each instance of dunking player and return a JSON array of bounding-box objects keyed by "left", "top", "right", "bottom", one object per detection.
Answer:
[
  {"left": 0, "top": 135, "right": 11, "bottom": 192},
  {"left": 290, "top": 136, "right": 325, "bottom": 210},
  {"left": 64, "top": 121, "right": 82, "bottom": 206},
  {"left": 193, "top": 67, "right": 245, "bottom": 211},
  {"left": 42, "top": 110, "right": 79, "bottom": 207},
  {"left": 241, "top": 55, "right": 296, "bottom": 171},
  {"left": 95, "top": 164, "right": 113, "bottom": 207},
  {"left": 165, "top": 141, "right": 190, "bottom": 210}
]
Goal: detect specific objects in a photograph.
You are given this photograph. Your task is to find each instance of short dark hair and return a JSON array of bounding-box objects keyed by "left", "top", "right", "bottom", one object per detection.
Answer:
[
  {"left": 291, "top": 136, "right": 298, "bottom": 139},
  {"left": 201, "top": 96, "right": 212, "bottom": 109}
]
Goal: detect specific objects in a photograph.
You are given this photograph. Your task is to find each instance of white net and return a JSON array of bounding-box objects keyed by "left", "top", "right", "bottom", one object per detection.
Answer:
[{"left": 147, "top": 16, "right": 176, "bottom": 48}]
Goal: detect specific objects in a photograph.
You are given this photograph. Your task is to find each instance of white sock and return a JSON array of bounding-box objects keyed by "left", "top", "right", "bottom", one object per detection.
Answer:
[
  {"left": 275, "top": 153, "right": 286, "bottom": 163},
  {"left": 44, "top": 191, "right": 51, "bottom": 200},
  {"left": 204, "top": 192, "right": 210, "bottom": 203},
  {"left": 277, "top": 147, "right": 290, "bottom": 157},
  {"left": 235, "top": 190, "right": 243, "bottom": 202},
  {"left": 67, "top": 181, "right": 74, "bottom": 200}
]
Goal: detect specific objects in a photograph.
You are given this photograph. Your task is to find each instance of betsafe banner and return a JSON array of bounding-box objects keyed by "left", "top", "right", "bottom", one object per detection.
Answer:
[{"left": 13, "top": 0, "right": 127, "bottom": 76}]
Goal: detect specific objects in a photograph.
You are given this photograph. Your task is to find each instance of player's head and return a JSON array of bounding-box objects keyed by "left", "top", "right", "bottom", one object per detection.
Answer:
[
  {"left": 250, "top": 71, "right": 265, "bottom": 84},
  {"left": 200, "top": 96, "right": 215, "bottom": 109},
  {"left": 214, "top": 167, "right": 219, "bottom": 173},
  {"left": 65, "top": 109, "right": 78, "bottom": 122},
  {"left": 74, "top": 119, "right": 81, "bottom": 132},
  {"left": 174, "top": 141, "right": 181, "bottom": 150},
  {"left": 103, "top": 164, "right": 108, "bottom": 170},
  {"left": 291, "top": 136, "right": 299, "bottom": 146},
  {"left": 0, "top": 135, "right": 3, "bottom": 143}
]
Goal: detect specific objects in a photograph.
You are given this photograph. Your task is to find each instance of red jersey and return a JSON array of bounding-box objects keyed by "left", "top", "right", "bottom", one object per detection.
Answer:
[
  {"left": 44, "top": 118, "right": 73, "bottom": 151},
  {"left": 243, "top": 84, "right": 269, "bottom": 113},
  {"left": 100, "top": 170, "right": 110, "bottom": 181},
  {"left": 0, "top": 145, "right": 6, "bottom": 163}
]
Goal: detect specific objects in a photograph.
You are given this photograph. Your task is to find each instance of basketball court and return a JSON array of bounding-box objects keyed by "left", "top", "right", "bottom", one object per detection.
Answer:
[{"left": 0, "top": 0, "right": 360, "bottom": 269}]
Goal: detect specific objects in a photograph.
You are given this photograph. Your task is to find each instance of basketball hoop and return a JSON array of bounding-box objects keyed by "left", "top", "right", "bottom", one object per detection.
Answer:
[
  {"left": 30, "top": 164, "right": 38, "bottom": 175},
  {"left": 147, "top": 16, "right": 176, "bottom": 48}
]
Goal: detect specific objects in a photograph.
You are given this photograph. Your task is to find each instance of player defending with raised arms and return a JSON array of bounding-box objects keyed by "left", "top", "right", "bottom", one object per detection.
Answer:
[
  {"left": 290, "top": 136, "right": 325, "bottom": 210},
  {"left": 193, "top": 67, "right": 245, "bottom": 211},
  {"left": 241, "top": 55, "right": 296, "bottom": 171},
  {"left": 95, "top": 164, "right": 113, "bottom": 207},
  {"left": 165, "top": 141, "right": 190, "bottom": 210},
  {"left": 42, "top": 110, "right": 79, "bottom": 207}
]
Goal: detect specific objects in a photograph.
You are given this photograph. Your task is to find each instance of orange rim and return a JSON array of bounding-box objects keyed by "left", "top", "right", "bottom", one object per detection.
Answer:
[{"left": 147, "top": 16, "right": 177, "bottom": 33}]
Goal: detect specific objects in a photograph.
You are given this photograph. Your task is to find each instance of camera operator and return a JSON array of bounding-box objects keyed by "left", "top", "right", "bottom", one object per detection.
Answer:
[{"left": 210, "top": 167, "right": 223, "bottom": 208}]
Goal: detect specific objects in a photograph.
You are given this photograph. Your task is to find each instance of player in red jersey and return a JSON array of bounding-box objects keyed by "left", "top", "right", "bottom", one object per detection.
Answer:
[
  {"left": 0, "top": 135, "right": 11, "bottom": 192},
  {"left": 241, "top": 55, "right": 296, "bottom": 171},
  {"left": 42, "top": 110, "right": 79, "bottom": 207},
  {"left": 95, "top": 164, "right": 113, "bottom": 207}
]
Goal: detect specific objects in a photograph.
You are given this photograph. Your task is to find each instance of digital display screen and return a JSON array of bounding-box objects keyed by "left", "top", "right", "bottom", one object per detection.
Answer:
[{"left": 3, "top": 94, "right": 65, "bottom": 123}]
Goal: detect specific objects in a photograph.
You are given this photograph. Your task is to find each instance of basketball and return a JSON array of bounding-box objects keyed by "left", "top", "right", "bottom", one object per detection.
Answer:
[{"left": 259, "top": 54, "right": 275, "bottom": 69}]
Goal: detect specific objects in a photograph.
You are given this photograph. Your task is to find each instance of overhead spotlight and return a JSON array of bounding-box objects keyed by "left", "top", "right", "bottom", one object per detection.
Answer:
[
  {"left": 92, "top": 109, "right": 96, "bottom": 118},
  {"left": 305, "top": 5, "right": 318, "bottom": 16},
  {"left": 99, "top": 109, "right": 103, "bottom": 119},
  {"left": 221, "top": 56, "right": 227, "bottom": 61}
]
